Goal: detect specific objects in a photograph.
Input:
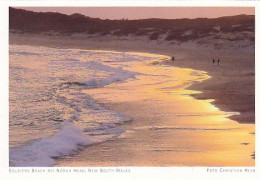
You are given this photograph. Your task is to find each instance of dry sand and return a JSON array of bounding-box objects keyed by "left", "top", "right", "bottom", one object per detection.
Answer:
[{"left": 9, "top": 33, "right": 255, "bottom": 124}]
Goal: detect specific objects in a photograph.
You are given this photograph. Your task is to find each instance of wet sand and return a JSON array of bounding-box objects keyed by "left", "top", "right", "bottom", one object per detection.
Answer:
[
  {"left": 9, "top": 33, "right": 255, "bottom": 124},
  {"left": 56, "top": 55, "right": 254, "bottom": 166}
]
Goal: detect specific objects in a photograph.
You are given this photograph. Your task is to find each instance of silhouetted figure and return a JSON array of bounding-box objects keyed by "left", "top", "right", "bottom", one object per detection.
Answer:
[
  {"left": 171, "top": 56, "right": 175, "bottom": 62},
  {"left": 218, "top": 59, "right": 220, "bottom": 65},
  {"left": 213, "top": 59, "right": 215, "bottom": 64}
]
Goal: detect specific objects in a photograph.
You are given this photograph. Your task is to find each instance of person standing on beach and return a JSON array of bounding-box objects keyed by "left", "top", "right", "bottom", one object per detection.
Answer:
[
  {"left": 172, "top": 56, "right": 175, "bottom": 62},
  {"left": 218, "top": 59, "right": 220, "bottom": 65},
  {"left": 213, "top": 59, "right": 215, "bottom": 64}
]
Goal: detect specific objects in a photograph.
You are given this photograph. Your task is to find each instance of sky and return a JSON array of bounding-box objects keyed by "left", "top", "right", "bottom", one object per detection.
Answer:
[{"left": 19, "top": 7, "right": 255, "bottom": 20}]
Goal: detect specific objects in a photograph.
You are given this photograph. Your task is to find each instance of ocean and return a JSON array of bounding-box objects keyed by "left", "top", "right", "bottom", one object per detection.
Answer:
[{"left": 9, "top": 45, "right": 170, "bottom": 166}]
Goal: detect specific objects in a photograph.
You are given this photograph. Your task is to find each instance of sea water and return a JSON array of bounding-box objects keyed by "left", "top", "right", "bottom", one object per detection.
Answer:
[{"left": 9, "top": 45, "right": 169, "bottom": 166}]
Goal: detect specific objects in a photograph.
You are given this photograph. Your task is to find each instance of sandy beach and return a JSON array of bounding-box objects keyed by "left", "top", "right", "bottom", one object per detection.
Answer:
[
  {"left": 10, "top": 32, "right": 255, "bottom": 124},
  {"left": 9, "top": 32, "right": 255, "bottom": 166}
]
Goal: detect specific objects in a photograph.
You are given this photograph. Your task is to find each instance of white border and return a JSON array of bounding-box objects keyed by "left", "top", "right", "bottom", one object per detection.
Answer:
[{"left": 0, "top": 1, "right": 259, "bottom": 180}]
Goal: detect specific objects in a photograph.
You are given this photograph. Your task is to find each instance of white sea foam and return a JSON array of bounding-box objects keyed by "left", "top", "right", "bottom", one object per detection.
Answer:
[
  {"left": 76, "top": 61, "right": 137, "bottom": 87},
  {"left": 82, "top": 74, "right": 133, "bottom": 87},
  {"left": 9, "top": 122, "right": 94, "bottom": 167}
]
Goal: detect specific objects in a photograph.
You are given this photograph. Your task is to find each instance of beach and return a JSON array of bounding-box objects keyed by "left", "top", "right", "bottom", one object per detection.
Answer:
[
  {"left": 9, "top": 32, "right": 255, "bottom": 166},
  {"left": 10, "top": 33, "right": 255, "bottom": 124}
]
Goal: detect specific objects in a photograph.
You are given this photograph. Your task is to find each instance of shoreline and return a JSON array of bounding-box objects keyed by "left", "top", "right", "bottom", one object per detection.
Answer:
[
  {"left": 54, "top": 49, "right": 254, "bottom": 167},
  {"left": 9, "top": 33, "right": 255, "bottom": 124}
]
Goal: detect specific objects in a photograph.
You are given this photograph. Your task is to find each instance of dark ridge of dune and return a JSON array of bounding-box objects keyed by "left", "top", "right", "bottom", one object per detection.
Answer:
[{"left": 9, "top": 7, "right": 255, "bottom": 42}]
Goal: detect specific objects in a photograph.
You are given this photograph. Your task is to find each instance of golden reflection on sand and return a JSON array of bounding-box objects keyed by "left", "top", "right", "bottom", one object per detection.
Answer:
[{"left": 63, "top": 52, "right": 254, "bottom": 166}]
